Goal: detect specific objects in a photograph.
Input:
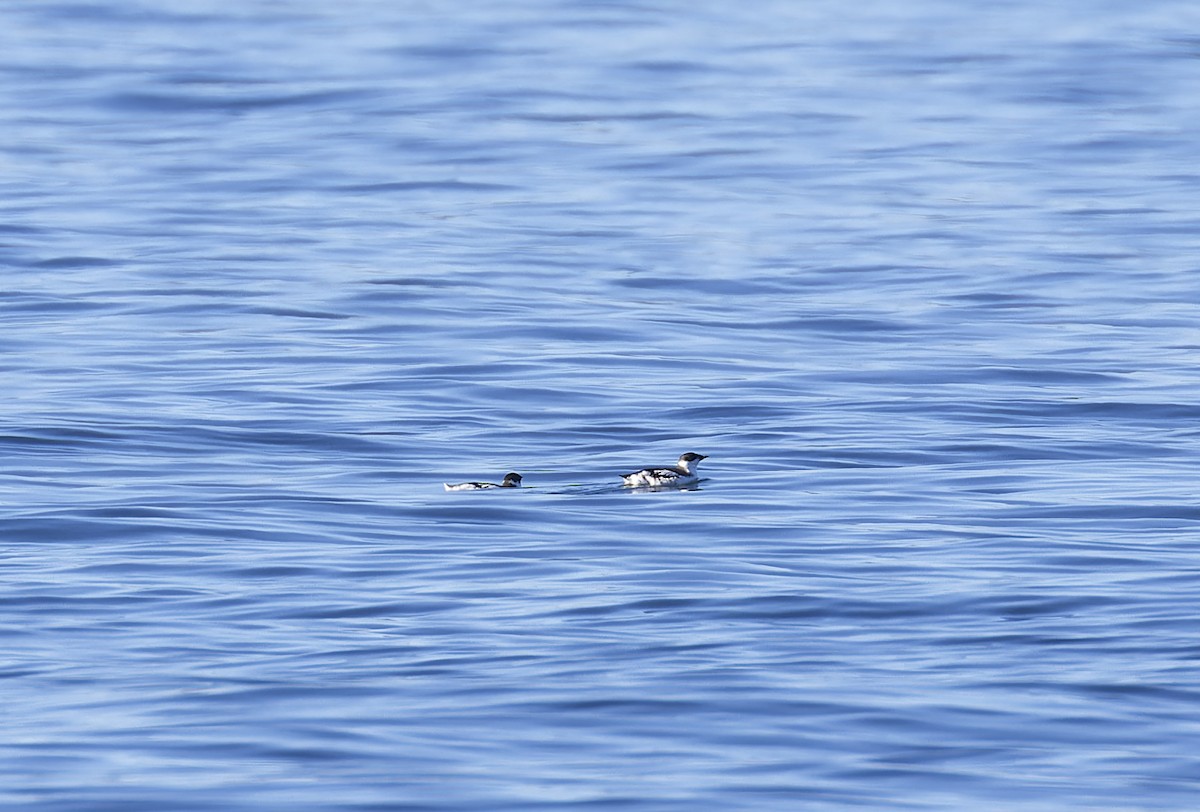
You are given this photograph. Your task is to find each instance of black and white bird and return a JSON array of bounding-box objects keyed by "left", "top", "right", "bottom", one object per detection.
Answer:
[
  {"left": 444, "top": 472, "right": 523, "bottom": 492},
  {"left": 620, "top": 452, "right": 707, "bottom": 488}
]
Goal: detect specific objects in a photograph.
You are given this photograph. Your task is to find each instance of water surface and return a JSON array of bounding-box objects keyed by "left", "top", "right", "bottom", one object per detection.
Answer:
[{"left": 3, "top": 1, "right": 1200, "bottom": 809}]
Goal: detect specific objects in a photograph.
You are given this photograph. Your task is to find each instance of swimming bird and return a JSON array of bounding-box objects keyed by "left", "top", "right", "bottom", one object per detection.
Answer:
[
  {"left": 444, "top": 472, "right": 523, "bottom": 492},
  {"left": 620, "top": 452, "right": 707, "bottom": 488}
]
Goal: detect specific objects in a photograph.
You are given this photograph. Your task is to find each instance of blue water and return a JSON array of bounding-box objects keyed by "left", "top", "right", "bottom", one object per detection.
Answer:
[{"left": 4, "top": 1, "right": 1200, "bottom": 809}]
